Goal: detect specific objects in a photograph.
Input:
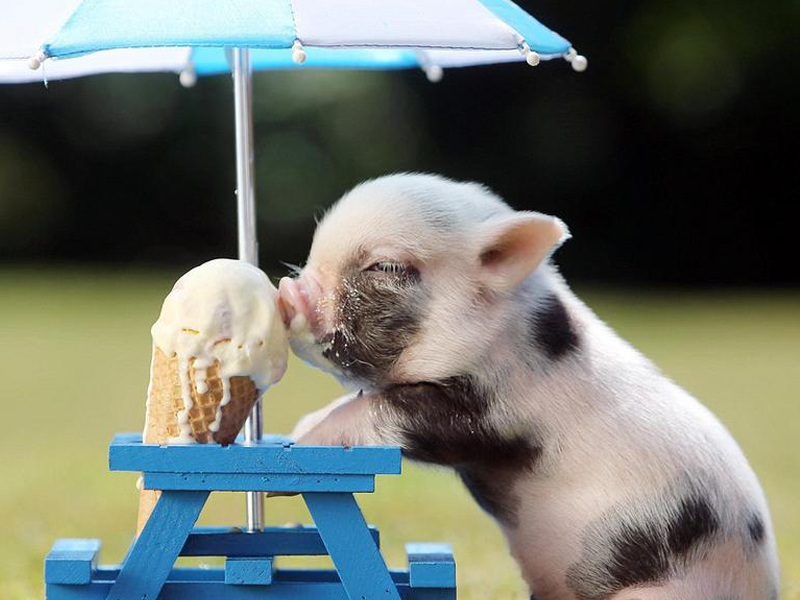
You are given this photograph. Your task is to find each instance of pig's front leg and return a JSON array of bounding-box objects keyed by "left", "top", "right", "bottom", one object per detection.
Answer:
[
  {"left": 290, "top": 392, "right": 361, "bottom": 441},
  {"left": 294, "top": 378, "right": 530, "bottom": 469},
  {"left": 294, "top": 390, "right": 391, "bottom": 447}
]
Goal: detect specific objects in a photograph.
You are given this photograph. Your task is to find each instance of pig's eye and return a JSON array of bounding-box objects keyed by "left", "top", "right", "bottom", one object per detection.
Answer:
[{"left": 366, "top": 261, "right": 408, "bottom": 275}]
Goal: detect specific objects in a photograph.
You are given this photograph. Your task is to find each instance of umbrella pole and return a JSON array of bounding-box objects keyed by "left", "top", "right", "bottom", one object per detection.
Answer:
[{"left": 232, "top": 47, "right": 264, "bottom": 532}]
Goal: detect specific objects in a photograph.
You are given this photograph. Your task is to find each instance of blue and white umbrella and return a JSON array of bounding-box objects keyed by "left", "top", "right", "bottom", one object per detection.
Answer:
[
  {"left": 0, "top": 0, "right": 584, "bottom": 529},
  {"left": 0, "top": 0, "right": 586, "bottom": 82}
]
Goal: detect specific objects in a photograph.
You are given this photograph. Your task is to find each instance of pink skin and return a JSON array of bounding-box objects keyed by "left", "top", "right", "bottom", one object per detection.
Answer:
[{"left": 277, "top": 271, "right": 323, "bottom": 335}]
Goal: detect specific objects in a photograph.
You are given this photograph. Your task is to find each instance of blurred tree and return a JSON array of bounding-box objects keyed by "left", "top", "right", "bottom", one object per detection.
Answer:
[{"left": 0, "top": 0, "right": 796, "bottom": 284}]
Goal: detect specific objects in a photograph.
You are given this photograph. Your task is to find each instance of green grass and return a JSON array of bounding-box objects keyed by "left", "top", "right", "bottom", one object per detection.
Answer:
[{"left": 0, "top": 268, "right": 798, "bottom": 600}]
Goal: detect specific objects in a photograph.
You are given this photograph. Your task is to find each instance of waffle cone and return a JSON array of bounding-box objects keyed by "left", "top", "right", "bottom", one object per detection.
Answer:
[{"left": 136, "top": 346, "right": 260, "bottom": 533}]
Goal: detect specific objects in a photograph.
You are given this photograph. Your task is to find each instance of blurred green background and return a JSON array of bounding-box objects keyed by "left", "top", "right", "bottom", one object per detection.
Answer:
[
  {"left": 0, "top": 272, "right": 797, "bottom": 599},
  {"left": 0, "top": 0, "right": 797, "bottom": 598}
]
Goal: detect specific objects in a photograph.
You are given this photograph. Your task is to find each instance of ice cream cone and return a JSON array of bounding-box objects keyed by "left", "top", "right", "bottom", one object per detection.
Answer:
[
  {"left": 135, "top": 259, "right": 288, "bottom": 534},
  {"left": 136, "top": 345, "right": 260, "bottom": 533}
]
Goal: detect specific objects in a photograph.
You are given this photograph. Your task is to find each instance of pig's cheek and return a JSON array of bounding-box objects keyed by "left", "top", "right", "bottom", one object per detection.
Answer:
[{"left": 323, "top": 274, "right": 426, "bottom": 382}]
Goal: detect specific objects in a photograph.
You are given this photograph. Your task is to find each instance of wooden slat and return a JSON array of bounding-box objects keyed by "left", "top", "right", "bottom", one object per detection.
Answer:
[
  {"left": 94, "top": 566, "right": 224, "bottom": 581},
  {"left": 225, "top": 557, "right": 274, "bottom": 585},
  {"left": 181, "top": 526, "right": 380, "bottom": 556},
  {"left": 45, "top": 539, "right": 101, "bottom": 584},
  {"left": 50, "top": 579, "right": 349, "bottom": 600},
  {"left": 143, "top": 472, "right": 375, "bottom": 493},
  {"left": 109, "top": 434, "right": 401, "bottom": 475},
  {"left": 93, "top": 566, "right": 404, "bottom": 583},
  {"left": 48, "top": 569, "right": 455, "bottom": 600},
  {"left": 406, "top": 543, "right": 456, "bottom": 589}
]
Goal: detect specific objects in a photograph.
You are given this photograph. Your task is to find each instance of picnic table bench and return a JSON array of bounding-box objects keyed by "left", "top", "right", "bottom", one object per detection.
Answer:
[{"left": 45, "top": 433, "right": 456, "bottom": 600}]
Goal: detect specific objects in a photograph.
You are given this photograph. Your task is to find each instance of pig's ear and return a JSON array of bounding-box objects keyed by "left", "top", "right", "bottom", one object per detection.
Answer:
[{"left": 477, "top": 212, "right": 570, "bottom": 290}]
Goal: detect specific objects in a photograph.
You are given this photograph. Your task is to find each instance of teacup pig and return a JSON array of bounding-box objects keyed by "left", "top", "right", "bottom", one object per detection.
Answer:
[{"left": 278, "top": 173, "right": 779, "bottom": 600}]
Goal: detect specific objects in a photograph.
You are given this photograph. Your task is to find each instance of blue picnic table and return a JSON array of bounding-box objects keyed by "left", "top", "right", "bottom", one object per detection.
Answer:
[{"left": 44, "top": 433, "right": 456, "bottom": 600}]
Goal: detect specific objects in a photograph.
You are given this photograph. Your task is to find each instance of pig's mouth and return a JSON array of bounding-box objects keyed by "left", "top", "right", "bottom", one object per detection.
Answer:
[
  {"left": 278, "top": 275, "right": 352, "bottom": 379},
  {"left": 278, "top": 282, "right": 382, "bottom": 383}
]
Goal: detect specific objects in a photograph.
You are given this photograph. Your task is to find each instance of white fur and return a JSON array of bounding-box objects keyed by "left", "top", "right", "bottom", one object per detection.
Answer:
[{"left": 287, "top": 174, "right": 780, "bottom": 600}]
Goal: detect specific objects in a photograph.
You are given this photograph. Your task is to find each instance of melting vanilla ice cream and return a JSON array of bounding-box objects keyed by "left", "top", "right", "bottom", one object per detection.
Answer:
[{"left": 147, "top": 258, "right": 288, "bottom": 443}]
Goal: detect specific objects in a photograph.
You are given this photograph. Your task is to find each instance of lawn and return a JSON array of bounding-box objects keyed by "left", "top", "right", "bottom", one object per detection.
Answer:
[{"left": 0, "top": 267, "right": 797, "bottom": 600}]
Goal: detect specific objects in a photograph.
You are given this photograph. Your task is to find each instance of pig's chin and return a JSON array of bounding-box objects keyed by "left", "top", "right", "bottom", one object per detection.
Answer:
[
  {"left": 287, "top": 334, "right": 377, "bottom": 392},
  {"left": 287, "top": 319, "right": 339, "bottom": 374}
]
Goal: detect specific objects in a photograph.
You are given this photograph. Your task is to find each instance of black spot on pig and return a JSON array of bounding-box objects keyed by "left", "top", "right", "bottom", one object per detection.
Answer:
[
  {"left": 747, "top": 512, "right": 765, "bottom": 544},
  {"left": 323, "top": 263, "right": 425, "bottom": 382},
  {"left": 529, "top": 294, "right": 579, "bottom": 360},
  {"left": 666, "top": 495, "right": 720, "bottom": 555},
  {"left": 458, "top": 464, "right": 529, "bottom": 526},
  {"left": 373, "top": 376, "right": 542, "bottom": 525},
  {"left": 566, "top": 490, "right": 719, "bottom": 600}
]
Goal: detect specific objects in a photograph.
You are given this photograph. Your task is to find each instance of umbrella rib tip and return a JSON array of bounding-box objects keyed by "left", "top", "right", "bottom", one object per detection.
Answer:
[
  {"left": 424, "top": 65, "right": 443, "bottom": 83},
  {"left": 180, "top": 64, "right": 197, "bottom": 88},
  {"left": 564, "top": 47, "right": 588, "bottom": 72},
  {"left": 291, "top": 40, "right": 307, "bottom": 65},
  {"left": 28, "top": 49, "right": 47, "bottom": 71},
  {"left": 518, "top": 42, "right": 540, "bottom": 67}
]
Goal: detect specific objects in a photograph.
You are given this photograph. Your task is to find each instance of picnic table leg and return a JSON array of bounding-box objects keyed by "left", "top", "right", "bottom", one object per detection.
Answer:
[
  {"left": 105, "top": 490, "right": 209, "bottom": 600},
  {"left": 304, "top": 492, "right": 400, "bottom": 600}
]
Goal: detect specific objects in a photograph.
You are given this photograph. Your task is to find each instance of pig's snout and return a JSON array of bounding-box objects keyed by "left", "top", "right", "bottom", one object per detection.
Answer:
[
  {"left": 278, "top": 273, "right": 323, "bottom": 335},
  {"left": 278, "top": 276, "right": 307, "bottom": 328}
]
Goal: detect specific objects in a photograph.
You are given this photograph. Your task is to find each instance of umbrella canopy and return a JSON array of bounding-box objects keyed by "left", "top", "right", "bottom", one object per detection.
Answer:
[{"left": 0, "top": 0, "right": 586, "bottom": 83}]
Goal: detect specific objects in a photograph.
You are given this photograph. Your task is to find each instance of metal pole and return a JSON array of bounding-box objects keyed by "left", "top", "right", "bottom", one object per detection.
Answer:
[{"left": 232, "top": 47, "right": 264, "bottom": 532}]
